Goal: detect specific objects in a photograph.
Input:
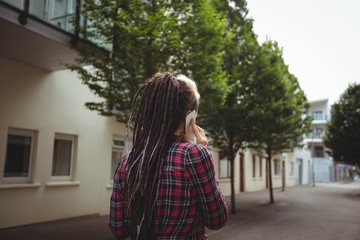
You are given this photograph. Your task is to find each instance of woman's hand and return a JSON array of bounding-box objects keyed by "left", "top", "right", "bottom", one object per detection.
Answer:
[{"left": 191, "top": 119, "right": 208, "bottom": 147}]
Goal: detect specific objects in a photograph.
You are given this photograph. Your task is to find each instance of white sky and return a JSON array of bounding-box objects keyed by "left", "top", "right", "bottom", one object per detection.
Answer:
[{"left": 246, "top": 0, "right": 360, "bottom": 105}]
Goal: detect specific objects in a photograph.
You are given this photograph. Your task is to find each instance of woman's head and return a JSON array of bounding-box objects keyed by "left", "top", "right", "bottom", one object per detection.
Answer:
[
  {"left": 126, "top": 72, "right": 200, "bottom": 238},
  {"left": 131, "top": 72, "right": 199, "bottom": 140}
]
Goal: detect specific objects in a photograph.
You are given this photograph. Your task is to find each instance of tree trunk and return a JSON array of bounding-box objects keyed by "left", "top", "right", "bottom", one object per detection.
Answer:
[
  {"left": 230, "top": 157, "right": 236, "bottom": 214},
  {"left": 267, "top": 152, "right": 274, "bottom": 203},
  {"left": 228, "top": 138, "right": 236, "bottom": 214},
  {"left": 281, "top": 160, "right": 285, "bottom": 192}
]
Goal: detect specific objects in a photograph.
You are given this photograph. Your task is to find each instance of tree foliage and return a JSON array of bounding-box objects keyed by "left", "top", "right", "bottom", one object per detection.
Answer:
[
  {"left": 324, "top": 83, "right": 360, "bottom": 165},
  {"left": 69, "top": 0, "right": 229, "bottom": 123},
  {"left": 69, "top": 0, "right": 313, "bottom": 208},
  {"left": 206, "top": 0, "right": 260, "bottom": 214},
  {"left": 250, "top": 40, "right": 312, "bottom": 203}
]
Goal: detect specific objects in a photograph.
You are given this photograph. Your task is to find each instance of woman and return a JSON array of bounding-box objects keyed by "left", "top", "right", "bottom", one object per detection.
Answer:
[{"left": 109, "top": 72, "right": 228, "bottom": 239}]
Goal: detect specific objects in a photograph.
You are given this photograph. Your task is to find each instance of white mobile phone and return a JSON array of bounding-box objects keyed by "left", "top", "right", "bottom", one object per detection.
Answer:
[{"left": 185, "top": 110, "right": 197, "bottom": 140}]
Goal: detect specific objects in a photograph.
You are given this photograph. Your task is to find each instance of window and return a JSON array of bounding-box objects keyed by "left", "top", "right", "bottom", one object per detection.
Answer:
[
  {"left": 28, "top": 0, "right": 77, "bottom": 33},
  {"left": 274, "top": 159, "right": 280, "bottom": 175},
  {"left": 111, "top": 137, "right": 126, "bottom": 179},
  {"left": 289, "top": 162, "right": 294, "bottom": 176},
  {"left": 259, "top": 157, "right": 263, "bottom": 178},
  {"left": 219, "top": 151, "right": 231, "bottom": 179},
  {"left": 312, "top": 111, "right": 323, "bottom": 120},
  {"left": 314, "top": 146, "right": 324, "bottom": 157},
  {"left": 252, "top": 154, "right": 256, "bottom": 178},
  {"left": 219, "top": 158, "right": 231, "bottom": 178},
  {"left": 52, "top": 134, "right": 76, "bottom": 181},
  {"left": 313, "top": 128, "right": 324, "bottom": 138},
  {"left": 3, "top": 129, "right": 36, "bottom": 183}
]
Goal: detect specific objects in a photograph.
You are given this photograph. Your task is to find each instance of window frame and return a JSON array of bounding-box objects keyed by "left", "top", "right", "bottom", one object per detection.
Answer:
[
  {"left": 312, "top": 110, "right": 323, "bottom": 120},
  {"left": 3, "top": 128, "right": 36, "bottom": 184},
  {"left": 111, "top": 135, "right": 134, "bottom": 182},
  {"left": 274, "top": 159, "right": 281, "bottom": 176},
  {"left": 289, "top": 161, "right": 295, "bottom": 176},
  {"left": 111, "top": 136, "right": 126, "bottom": 181},
  {"left": 51, "top": 133, "right": 76, "bottom": 182},
  {"left": 219, "top": 158, "right": 231, "bottom": 179},
  {"left": 259, "top": 156, "right": 263, "bottom": 178},
  {"left": 252, "top": 154, "right": 256, "bottom": 178}
]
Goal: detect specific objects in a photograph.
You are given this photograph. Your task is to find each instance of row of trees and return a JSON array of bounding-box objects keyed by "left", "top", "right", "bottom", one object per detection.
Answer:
[{"left": 69, "top": 0, "right": 311, "bottom": 213}]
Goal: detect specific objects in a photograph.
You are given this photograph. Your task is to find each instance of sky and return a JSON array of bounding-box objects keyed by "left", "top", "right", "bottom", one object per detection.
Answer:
[{"left": 246, "top": 0, "right": 360, "bottom": 105}]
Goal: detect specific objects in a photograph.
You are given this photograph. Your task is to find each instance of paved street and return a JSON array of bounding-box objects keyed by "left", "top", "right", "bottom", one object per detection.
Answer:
[
  {"left": 209, "top": 182, "right": 360, "bottom": 240},
  {"left": 1, "top": 182, "right": 359, "bottom": 240}
]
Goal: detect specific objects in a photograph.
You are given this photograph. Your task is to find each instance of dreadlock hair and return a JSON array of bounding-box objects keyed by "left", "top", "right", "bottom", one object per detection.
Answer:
[{"left": 126, "top": 72, "right": 199, "bottom": 239}]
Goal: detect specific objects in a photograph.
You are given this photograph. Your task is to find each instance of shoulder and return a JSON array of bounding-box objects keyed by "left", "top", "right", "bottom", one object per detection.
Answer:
[{"left": 171, "top": 141, "right": 210, "bottom": 157}]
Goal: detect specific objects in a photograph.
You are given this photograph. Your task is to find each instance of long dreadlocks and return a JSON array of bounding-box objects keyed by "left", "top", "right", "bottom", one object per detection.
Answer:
[{"left": 126, "top": 72, "right": 198, "bottom": 239}]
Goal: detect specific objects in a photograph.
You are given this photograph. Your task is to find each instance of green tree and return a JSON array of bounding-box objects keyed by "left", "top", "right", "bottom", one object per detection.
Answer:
[
  {"left": 324, "top": 83, "right": 360, "bottom": 166},
  {"left": 207, "top": 0, "right": 261, "bottom": 214},
  {"left": 69, "top": 0, "right": 229, "bottom": 123},
  {"left": 250, "top": 40, "right": 311, "bottom": 203}
]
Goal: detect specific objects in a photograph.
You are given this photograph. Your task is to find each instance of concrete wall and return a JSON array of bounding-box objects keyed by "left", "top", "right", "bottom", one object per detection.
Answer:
[
  {"left": 314, "top": 158, "right": 334, "bottom": 182},
  {"left": 0, "top": 57, "right": 125, "bottom": 228},
  {"left": 211, "top": 148, "right": 240, "bottom": 197},
  {"left": 218, "top": 149, "right": 296, "bottom": 194},
  {"left": 0, "top": 56, "right": 301, "bottom": 228},
  {"left": 294, "top": 148, "right": 312, "bottom": 185}
]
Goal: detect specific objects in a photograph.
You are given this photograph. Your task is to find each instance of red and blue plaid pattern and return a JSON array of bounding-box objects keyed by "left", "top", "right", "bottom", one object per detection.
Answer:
[{"left": 109, "top": 137, "right": 228, "bottom": 239}]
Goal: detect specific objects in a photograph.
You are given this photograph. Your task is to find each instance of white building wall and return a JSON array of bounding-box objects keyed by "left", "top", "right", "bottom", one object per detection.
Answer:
[
  {"left": 0, "top": 57, "right": 125, "bottom": 228},
  {"left": 0, "top": 56, "right": 304, "bottom": 227},
  {"left": 314, "top": 158, "right": 334, "bottom": 182},
  {"left": 212, "top": 148, "right": 240, "bottom": 197},
  {"left": 243, "top": 149, "right": 266, "bottom": 192},
  {"left": 284, "top": 152, "right": 297, "bottom": 187},
  {"left": 294, "top": 148, "right": 312, "bottom": 185}
]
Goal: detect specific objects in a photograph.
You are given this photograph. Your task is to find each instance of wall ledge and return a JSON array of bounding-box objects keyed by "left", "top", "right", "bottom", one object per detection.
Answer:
[
  {"left": 0, "top": 182, "right": 41, "bottom": 190},
  {"left": 45, "top": 181, "right": 80, "bottom": 187}
]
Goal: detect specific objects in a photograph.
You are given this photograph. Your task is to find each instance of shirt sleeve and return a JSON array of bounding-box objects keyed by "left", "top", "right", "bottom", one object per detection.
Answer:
[
  {"left": 186, "top": 144, "right": 228, "bottom": 230},
  {"left": 108, "top": 156, "right": 131, "bottom": 239}
]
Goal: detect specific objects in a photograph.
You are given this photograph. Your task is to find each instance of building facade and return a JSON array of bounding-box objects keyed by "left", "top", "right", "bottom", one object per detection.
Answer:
[
  {"left": 0, "top": 0, "right": 297, "bottom": 228},
  {"left": 293, "top": 98, "right": 351, "bottom": 184},
  {"left": 215, "top": 148, "right": 297, "bottom": 196},
  {"left": 0, "top": 0, "right": 125, "bottom": 228},
  {"left": 307, "top": 99, "right": 335, "bottom": 182}
]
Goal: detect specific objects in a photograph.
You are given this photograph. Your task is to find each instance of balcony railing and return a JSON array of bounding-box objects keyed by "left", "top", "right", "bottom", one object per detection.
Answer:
[
  {"left": 1, "top": 0, "right": 81, "bottom": 35},
  {"left": 310, "top": 112, "right": 327, "bottom": 121},
  {"left": 310, "top": 132, "right": 325, "bottom": 139}
]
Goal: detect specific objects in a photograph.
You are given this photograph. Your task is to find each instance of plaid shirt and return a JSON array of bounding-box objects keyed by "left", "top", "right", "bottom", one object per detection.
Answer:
[{"left": 109, "top": 137, "right": 228, "bottom": 239}]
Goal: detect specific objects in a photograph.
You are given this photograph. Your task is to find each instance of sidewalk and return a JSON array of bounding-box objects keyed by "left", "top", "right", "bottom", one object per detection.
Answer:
[
  {"left": 1, "top": 182, "right": 359, "bottom": 240},
  {"left": 0, "top": 188, "right": 291, "bottom": 240}
]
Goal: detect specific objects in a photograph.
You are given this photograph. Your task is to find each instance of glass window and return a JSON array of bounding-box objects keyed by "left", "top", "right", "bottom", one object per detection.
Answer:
[
  {"left": 29, "top": 0, "right": 47, "bottom": 20},
  {"left": 312, "top": 111, "right": 323, "bottom": 120},
  {"left": 111, "top": 136, "right": 132, "bottom": 180},
  {"left": 252, "top": 154, "right": 256, "bottom": 178},
  {"left": 49, "top": 0, "right": 76, "bottom": 32},
  {"left": 3, "top": 129, "right": 35, "bottom": 183},
  {"left": 259, "top": 157, "right": 263, "bottom": 178},
  {"left": 274, "top": 159, "right": 280, "bottom": 175},
  {"left": 219, "top": 159, "right": 231, "bottom": 179},
  {"left": 27, "top": 0, "right": 77, "bottom": 33},
  {"left": 289, "top": 162, "right": 294, "bottom": 176},
  {"left": 1, "top": 0, "right": 24, "bottom": 9},
  {"left": 313, "top": 128, "right": 324, "bottom": 138},
  {"left": 314, "top": 146, "right": 324, "bottom": 157},
  {"left": 52, "top": 134, "right": 76, "bottom": 181}
]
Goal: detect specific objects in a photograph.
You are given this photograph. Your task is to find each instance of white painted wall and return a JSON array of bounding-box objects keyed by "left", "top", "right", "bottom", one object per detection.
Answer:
[
  {"left": 214, "top": 148, "right": 297, "bottom": 195},
  {"left": 242, "top": 149, "right": 266, "bottom": 192},
  {"left": 0, "top": 56, "right": 302, "bottom": 227},
  {"left": 294, "top": 147, "right": 312, "bottom": 185},
  {"left": 0, "top": 57, "right": 125, "bottom": 228}
]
